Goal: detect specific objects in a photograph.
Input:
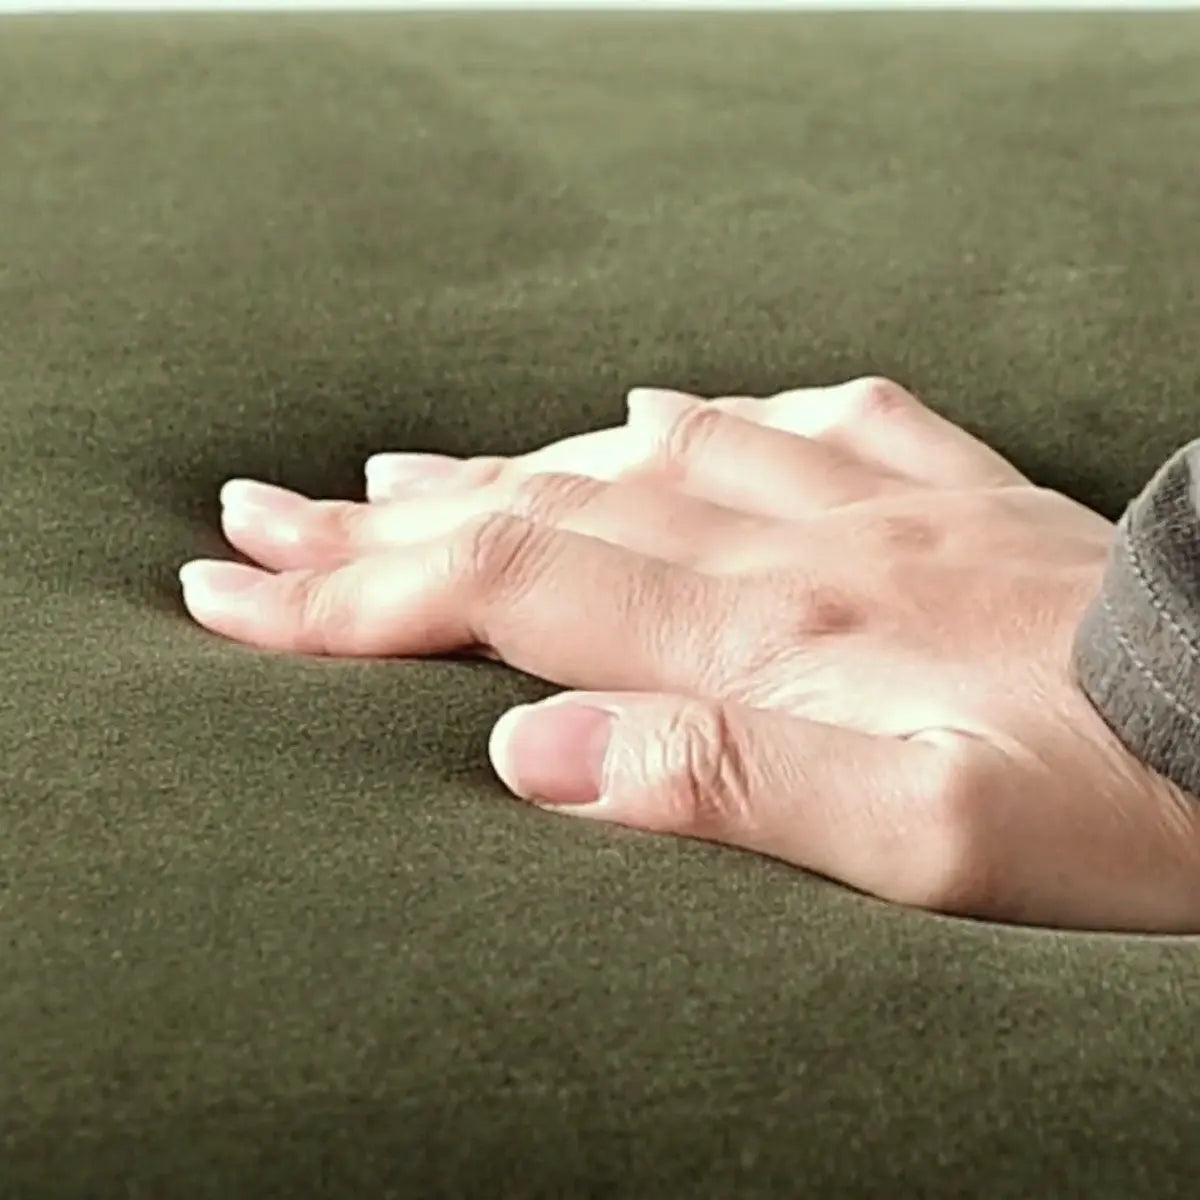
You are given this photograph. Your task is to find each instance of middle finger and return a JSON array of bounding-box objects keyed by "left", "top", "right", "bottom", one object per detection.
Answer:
[{"left": 219, "top": 469, "right": 777, "bottom": 575}]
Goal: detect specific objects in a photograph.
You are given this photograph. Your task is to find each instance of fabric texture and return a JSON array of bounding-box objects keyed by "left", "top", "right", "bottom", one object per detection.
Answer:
[
  {"left": 1074, "top": 439, "right": 1200, "bottom": 801},
  {"left": 3, "top": 12, "right": 1200, "bottom": 1199}
]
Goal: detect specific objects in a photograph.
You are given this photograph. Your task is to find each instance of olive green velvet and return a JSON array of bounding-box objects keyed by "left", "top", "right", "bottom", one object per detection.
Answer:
[{"left": 3, "top": 12, "right": 1199, "bottom": 1198}]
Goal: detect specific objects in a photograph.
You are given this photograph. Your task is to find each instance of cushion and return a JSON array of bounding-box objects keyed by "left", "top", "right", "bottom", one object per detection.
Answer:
[{"left": 3, "top": 11, "right": 1199, "bottom": 1196}]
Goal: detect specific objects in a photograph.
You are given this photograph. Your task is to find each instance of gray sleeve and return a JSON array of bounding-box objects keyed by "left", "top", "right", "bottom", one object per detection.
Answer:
[{"left": 1072, "top": 440, "right": 1200, "bottom": 800}]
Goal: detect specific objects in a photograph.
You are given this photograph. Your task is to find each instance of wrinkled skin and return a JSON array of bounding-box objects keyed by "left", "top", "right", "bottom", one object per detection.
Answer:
[{"left": 179, "top": 377, "right": 1200, "bottom": 932}]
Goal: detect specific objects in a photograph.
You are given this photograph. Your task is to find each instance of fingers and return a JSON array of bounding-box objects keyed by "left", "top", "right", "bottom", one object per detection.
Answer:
[
  {"left": 714, "top": 377, "right": 1030, "bottom": 489},
  {"left": 490, "top": 691, "right": 998, "bottom": 917},
  {"left": 219, "top": 470, "right": 774, "bottom": 575},
  {"left": 366, "top": 428, "right": 642, "bottom": 502},
  {"left": 179, "top": 515, "right": 742, "bottom": 695},
  {"left": 365, "top": 377, "right": 1027, "bottom": 523},
  {"left": 364, "top": 386, "right": 923, "bottom": 522},
  {"left": 623, "top": 388, "right": 903, "bottom": 518}
]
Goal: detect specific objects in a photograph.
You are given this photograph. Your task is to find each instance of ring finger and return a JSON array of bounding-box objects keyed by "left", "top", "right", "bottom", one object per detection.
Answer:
[{"left": 373, "top": 391, "right": 904, "bottom": 521}]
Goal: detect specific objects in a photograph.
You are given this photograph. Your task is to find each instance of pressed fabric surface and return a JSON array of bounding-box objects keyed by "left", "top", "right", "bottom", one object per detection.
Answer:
[{"left": 2, "top": 12, "right": 1200, "bottom": 1198}]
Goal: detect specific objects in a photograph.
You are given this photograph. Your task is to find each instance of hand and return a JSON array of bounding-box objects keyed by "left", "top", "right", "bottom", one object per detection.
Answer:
[{"left": 179, "top": 377, "right": 1200, "bottom": 931}]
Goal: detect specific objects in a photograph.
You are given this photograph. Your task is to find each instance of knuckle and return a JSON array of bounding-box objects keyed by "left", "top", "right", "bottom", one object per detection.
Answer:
[
  {"left": 458, "top": 455, "right": 509, "bottom": 490},
  {"left": 709, "top": 576, "right": 867, "bottom": 701},
  {"left": 319, "top": 500, "right": 363, "bottom": 546},
  {"left": 658, "top": 701, "right": 755, "bottom": 836},
  {"left": 754, "top": 573, "right": 866, "bottom": 645},
  {"left": 658, "top": 403, "right": 725, "bottom": 471},
  {"left": 280, "top": 569, "right": 356, "bottom": 655},
  {"left": 794, "top": 581, "right": 866, "bottom": 638},
  {"left": 848, "top": 376, "right": 915, "bottom": 422},
  {"left": 901, "top": 741, "right": 996, "bottom": 914},
  {"left": 460, "top": 511, "right": 549, "bottom": 596},
  {"left": 508, "top": 471, "right": 602, "bottom": 524}
]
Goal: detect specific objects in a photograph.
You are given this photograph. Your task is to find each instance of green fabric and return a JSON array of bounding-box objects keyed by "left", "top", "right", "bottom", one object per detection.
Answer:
[{"left": 3, "top": 12, "right": 1200, "bottom": 1197}]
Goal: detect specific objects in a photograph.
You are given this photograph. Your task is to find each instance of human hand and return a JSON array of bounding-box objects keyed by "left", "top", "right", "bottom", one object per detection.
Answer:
[{"left": 179, "top": 377, "right": 1200, "bottom": 931}]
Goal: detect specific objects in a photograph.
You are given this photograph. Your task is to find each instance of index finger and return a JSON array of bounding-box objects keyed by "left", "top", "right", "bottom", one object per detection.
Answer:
[{"left": 179, "top": 513, "right": 738, "bottom": 696}]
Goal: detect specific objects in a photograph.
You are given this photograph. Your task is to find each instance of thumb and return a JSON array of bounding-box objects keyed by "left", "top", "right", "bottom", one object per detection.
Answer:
[{"left": 489, "top": 692, "right": 976, "bottom": 910}]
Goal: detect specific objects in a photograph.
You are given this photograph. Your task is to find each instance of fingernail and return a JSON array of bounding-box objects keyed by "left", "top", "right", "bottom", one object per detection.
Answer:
[
  {"left": 491, "top": 702, "right": 613, "bottom": 806},
  {"left": 365, "top": 453, "right": 461, "bottom": 498},
  {"left": 220, "top": 479, "right": 301, "bottom": 519},
  {"left": 178, "top": 559, "right": 263, "bottom": 610}
]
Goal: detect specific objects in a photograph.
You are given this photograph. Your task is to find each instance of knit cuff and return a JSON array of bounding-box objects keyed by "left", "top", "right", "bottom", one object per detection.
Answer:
[{"left": 1072, "top": 440, "right": 1200, "bottom": 801}]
